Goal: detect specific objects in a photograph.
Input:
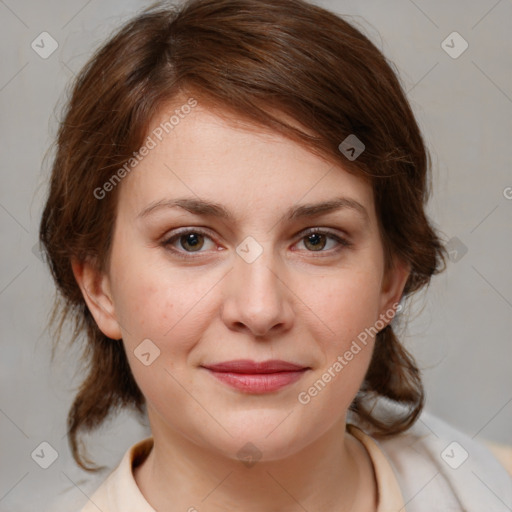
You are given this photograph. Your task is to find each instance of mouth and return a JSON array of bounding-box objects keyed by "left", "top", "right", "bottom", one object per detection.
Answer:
[{"left": 200, "top": 359, "right": 310, "bottom": 393}]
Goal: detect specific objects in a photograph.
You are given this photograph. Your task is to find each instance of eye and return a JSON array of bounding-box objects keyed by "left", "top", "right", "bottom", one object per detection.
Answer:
[
  {"left": 294, "top": 228, "right": 352, "bottom": 254},
  {"left": 162, "top": 228, "right": 216, "bottom": 255}
]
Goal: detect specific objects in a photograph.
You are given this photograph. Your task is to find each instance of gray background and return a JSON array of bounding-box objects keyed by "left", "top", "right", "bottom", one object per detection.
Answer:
[{"left": 1, "top": 0, "right": 511, "bottom": 510}]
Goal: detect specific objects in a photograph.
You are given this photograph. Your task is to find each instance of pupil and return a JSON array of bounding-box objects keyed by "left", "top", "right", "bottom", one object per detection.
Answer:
[
  {"left": 187, "top": 234, "right": 199, "bottom": 245},
  {"left": 307, "top": 233, "right": 325, "bottom": 251},
  {"left": 182, "top": 233, "right": 203, "bottom": 251},
  {"left": 310, "top": 234, "right": 320, "bottom": 245}
]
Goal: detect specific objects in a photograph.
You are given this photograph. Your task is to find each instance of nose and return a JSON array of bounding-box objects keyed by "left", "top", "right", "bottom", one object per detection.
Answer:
[{"left": 220, "top": 247, "right": 294, "bottom": 338}]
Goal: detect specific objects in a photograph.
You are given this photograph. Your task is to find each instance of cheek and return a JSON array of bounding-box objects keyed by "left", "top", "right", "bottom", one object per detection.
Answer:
[
  {"left": 110, "top": 250, "right": 218, "bottom": 362},
  {"left": 294, "top": 272, "right": 382, "bottom": 420},
  {"left": 293, "top": 267, "right": 383, "bottom": 409},
  {"left": 300, "top": 266, "right": 383, "bottom": 346},
  {"left": 114, "top": 275, "right": 172, "bottom": 340},
  {"left": 111, "top": 264, "right": 206, "bottom": 406}
]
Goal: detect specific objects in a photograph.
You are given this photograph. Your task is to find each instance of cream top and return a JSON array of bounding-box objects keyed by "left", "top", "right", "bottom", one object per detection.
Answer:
[{"left": 79, "top": 424, "right": 407, "bottom": 511}]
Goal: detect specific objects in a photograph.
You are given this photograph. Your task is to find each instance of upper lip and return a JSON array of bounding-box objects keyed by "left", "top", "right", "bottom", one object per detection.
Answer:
[{"left": 202, "top": 359, "right": 308, "bottom": 373}]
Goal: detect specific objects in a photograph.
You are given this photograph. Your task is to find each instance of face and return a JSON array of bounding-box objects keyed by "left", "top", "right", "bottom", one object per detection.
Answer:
[{"left": 76, "top": 99, "right": 409, "bottom": 462}]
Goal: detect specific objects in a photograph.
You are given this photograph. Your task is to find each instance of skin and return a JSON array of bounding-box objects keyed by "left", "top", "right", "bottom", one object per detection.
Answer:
[{"left": 72, "top": 97, "right": 410, "bottom": 512}]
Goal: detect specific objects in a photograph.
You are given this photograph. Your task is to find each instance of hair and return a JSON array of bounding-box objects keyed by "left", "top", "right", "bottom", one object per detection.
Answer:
[{"left": 39, "top": 0, "right": 448, "bottom": 471}]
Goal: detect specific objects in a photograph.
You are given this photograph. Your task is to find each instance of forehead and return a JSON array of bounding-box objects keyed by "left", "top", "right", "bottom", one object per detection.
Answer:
[{"left": 116, "top": 101, "right": 375, "bottom": 224}]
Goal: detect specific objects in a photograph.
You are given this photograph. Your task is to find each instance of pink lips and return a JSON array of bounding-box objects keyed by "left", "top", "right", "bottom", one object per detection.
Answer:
[{"left": 201, "top": 359, "right": 309, "bottom": 393}]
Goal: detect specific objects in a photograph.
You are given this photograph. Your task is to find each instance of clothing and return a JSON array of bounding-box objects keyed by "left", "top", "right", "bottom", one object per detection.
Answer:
[
  {"left": 48, "top": 409, "right": 512, "bottom": 511},
  {"left": 77, "top": 426, "right": 405, "bottom": 512}
]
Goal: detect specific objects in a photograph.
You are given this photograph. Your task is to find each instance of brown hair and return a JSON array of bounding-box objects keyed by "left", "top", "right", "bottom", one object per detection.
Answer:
[{"left": 39, "top": 0, "right": 448, "bottom": 471}]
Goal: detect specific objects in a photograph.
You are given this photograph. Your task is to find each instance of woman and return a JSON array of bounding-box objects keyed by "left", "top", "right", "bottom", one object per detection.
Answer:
[{"left": 39, "top": 0, "right": 512, "bottom": 510}]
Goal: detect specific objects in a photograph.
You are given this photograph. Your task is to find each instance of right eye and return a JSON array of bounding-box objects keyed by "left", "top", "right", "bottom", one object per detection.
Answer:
[{"left": 161, "top": 228, "right": 217, "bottom": 257}]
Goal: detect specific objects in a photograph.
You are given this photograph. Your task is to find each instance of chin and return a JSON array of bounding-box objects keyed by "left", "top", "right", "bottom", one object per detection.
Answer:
[{"left": 199, "top": 417, "right": 317, "bottom": 464}]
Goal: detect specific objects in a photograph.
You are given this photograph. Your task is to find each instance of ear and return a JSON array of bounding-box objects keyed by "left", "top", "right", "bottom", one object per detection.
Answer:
[
  {"left": 71, "top": 258, "right": 123, "bottom": 340},
  {"left": 378, "top": 255, "right": 410, "bottom": 325}
]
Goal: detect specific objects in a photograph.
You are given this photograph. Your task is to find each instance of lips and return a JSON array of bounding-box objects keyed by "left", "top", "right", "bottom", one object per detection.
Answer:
[
  {"left": 202, "top": 359, "right": 308, "bottom": 373},
  {"left": 201, "top": 359, "right": 310, "bottom": 393}
]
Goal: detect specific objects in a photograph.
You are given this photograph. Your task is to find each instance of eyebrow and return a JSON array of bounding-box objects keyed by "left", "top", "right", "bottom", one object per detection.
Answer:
[{"left": 137, "top": 196, "right": 369, "bottom": 224}]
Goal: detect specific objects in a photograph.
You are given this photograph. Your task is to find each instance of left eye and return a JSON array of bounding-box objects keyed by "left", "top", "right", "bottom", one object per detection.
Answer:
[{"left": 294, "top": 229, "right": 351, "bottom": 253}]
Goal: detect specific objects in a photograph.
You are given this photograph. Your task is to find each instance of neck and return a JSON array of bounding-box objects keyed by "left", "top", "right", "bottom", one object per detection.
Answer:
[{"left": 134, "top": 413, "right": 378, "bottom": 512}]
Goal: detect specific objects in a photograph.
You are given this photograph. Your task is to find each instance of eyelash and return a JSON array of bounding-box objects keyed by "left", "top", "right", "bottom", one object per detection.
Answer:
[{"left": 161, "top": 227, "right": 352, "bottom": 259}]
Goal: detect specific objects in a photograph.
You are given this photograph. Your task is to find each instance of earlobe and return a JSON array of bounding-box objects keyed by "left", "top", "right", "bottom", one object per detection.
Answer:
[
  {"left": 71, "top": 258, "right": 123, "bottom": 340},
  {"left": 378, "top": 256, "right": 411, "bottom": 324}
]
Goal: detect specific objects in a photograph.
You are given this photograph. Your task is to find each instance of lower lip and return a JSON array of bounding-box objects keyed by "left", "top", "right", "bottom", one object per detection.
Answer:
[{"left": 204, "top": 369, "right": 307, "bottom": 393}]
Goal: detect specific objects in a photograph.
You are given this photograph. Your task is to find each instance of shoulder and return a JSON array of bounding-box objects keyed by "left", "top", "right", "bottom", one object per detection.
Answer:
[
  {"left": 485, "top": 440, "right": 512, "bottom": 476},
  {"left": 45, "top": 437, "right": 154, "bottom": 512},
  {"left": 79, "top": 437, "right": 154, "bottom": 512},
  {"left": 42, "top": 472, "right": 108, "bottom": 512},
  {"left": 373, "top": 408, "right": 512, "bottom": 512}
]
